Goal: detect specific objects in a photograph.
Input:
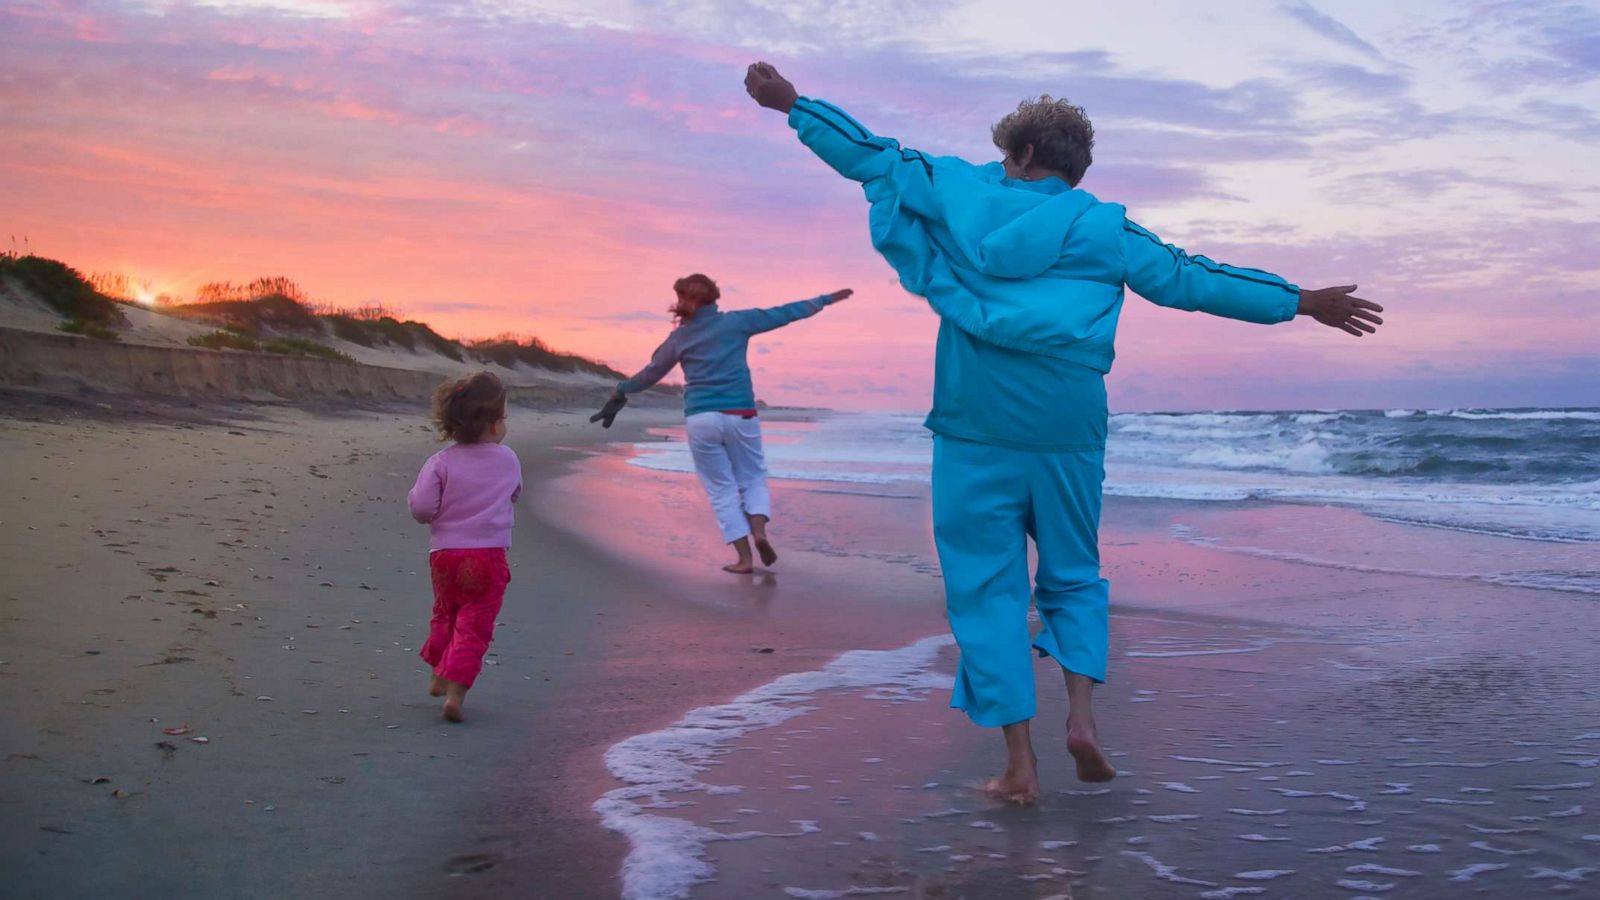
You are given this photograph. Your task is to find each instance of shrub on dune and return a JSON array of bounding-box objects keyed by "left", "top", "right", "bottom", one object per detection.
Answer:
[
  {"left": 186, "top": 329, "right": 348, "bottom": 360},
  {"left": 171, "top": 292, "right": 321, "bottom": 334},
  {"left": 58, "top": 317, "right": 121, "bottom": 341},
  {"left": 187, "top": 329, "right": 263, "bottom": 351},
  {"left": 1, "top": 255, "right": 125, "bottom": 327},
  {"left": 469, "top": 333, "right": 623, "bottom": 378},
  {"left": 261, "top": 336, "right": 352, "bottom": 361}
]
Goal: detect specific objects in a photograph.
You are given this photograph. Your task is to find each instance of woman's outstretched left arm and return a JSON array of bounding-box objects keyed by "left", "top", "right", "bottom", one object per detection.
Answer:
[{"left": 734, "top": 289, "right": 852, "bottom": 335}]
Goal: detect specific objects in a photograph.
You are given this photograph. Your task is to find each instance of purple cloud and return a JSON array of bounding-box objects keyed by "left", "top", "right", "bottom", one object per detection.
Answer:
[
  {"left": 1427, "top": 1, "right": 1600, "bottom": 85},
  {"left": 1279, "top": 1, "right": 1388, "bottom": 62}
]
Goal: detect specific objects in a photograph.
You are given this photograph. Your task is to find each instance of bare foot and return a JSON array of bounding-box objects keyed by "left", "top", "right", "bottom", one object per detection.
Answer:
[
  {"left": 982, "top": 753, "right": 1040, "bottom": 805},
  {"left": 722, "top": 562, "right": 754, "bottom": 574},
  {"left": 1067, "top": 725, "right": 1116, "bottom": 782},
  {"left": 429, "top": 674, "right": 446, "bottom": 698},
  {"left": 442, "top": 681, "right": 467, "bottom": 722},
  {"left": 754, "top": 537, "right": 778, "bottom": 567}
]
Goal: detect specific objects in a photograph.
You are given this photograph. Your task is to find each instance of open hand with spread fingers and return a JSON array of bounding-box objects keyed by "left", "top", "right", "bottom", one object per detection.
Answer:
[
  {"left": 590, "top": 391, "right": 627, "bottom": 428},
  {"left": 1298, "top": 285, "right": 1384, "bottom": 337}
]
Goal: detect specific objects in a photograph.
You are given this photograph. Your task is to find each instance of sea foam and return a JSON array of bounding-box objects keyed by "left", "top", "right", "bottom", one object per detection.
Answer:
[{"left": 593, "top": 634, "right": 954, "bottom": 900}]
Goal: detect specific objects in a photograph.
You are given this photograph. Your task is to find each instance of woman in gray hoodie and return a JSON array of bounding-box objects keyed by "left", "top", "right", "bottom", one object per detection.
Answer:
[{"left": 594, "top": 273, "right": 851, "bottom": 573}]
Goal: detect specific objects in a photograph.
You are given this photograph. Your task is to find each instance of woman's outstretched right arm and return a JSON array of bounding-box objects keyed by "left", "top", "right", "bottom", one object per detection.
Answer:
[
  {"left": 615, "top": 334, "right": 682, "bottom": 395},
  {"left": 744, "top": 63, "right": 943, "bottom": 217}
]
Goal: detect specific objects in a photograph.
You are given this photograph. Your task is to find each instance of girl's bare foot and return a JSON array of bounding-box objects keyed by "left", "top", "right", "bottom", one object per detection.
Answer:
[
  {"left": 1067, "top": 725, "right": 1116, "bottom": 782},
  {"left": 442, "top": 682, "right": 467, "bottom": 722},
  {"left": 429, "top": 673, "right": 446, "bottom": 698},
  {"left": 722, "top": 562, "right": 754, "bottom": 574}
]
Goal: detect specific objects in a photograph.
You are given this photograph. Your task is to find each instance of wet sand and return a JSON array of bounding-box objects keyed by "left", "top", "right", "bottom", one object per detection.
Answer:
[
  {"left": 3, "top": 403, "right": 1597, "bottom": 899},
  {"left": 556, "top": 436, "right": 1600, "bottom": 899}
]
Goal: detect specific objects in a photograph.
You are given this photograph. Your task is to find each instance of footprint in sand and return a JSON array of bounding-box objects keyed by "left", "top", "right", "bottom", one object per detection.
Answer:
[{"left": 445, "top": 853, "right": 500, "bottom": 875}]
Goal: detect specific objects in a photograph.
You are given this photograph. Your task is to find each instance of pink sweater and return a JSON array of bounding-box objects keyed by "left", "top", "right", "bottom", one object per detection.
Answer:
[{"left": 407, "top": 443, "right": 523, "bottom": 551}]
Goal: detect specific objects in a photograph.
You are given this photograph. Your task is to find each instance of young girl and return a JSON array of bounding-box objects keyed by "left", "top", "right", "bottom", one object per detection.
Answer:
[
  {"left": 594, "top": 274, "right": 851, "bottom": 573},
  {"left": 407, "top": 372, "right": 522, "bottom": 722}
]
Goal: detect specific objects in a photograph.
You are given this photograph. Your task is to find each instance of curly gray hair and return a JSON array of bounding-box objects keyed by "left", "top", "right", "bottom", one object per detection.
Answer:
[{"left": 991, "top": 95, "right": 1095, "bottom": 186}]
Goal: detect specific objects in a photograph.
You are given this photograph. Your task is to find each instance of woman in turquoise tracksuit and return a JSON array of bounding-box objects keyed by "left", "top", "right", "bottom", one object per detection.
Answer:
[
  {"left": 593, "top": 274, "right": 852, "bottom": 573},
  {"left": 743, "top": 62, "right": 1384, "bottom": 801}
]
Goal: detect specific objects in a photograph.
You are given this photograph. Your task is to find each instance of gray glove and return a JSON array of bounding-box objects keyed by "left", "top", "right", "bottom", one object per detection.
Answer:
[{"left": 590, "top": 393, "right": 628, "bottom": 428}]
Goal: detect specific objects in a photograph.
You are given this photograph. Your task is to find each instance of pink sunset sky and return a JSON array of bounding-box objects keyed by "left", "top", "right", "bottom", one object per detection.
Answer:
[{"left": 4, "top": 0, "right": 1597, "bottom": 412}]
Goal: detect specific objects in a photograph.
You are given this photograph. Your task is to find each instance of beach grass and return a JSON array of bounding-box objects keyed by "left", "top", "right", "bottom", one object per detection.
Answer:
[
  {"left": 1, "top": 254, "right": 126, "bottom": 327},
  {"left": 470, "top": 332, "right": 623, "bottom": 378},
  {"left": 260, "top": 335, "right": 353, "bottom": 361},
  {"left": 57, "top": 317, "right": 121, "bottom": 341},
  {"left": 168, "top": 292, "right": 324, "bottom": 334},
  {"left": 187, "top": 327, "right": 353, "bottom": 361},
  {"left": 323, "top": 312, "right": 466, "bottom": 361}
]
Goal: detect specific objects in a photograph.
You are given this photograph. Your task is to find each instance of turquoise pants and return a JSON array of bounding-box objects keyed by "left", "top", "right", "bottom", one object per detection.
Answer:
[{"left": 932, "top": 435, "right": 1110, "bottom": 727}]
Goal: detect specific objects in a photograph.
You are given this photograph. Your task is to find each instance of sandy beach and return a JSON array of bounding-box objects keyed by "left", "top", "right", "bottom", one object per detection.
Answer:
[
  {"left": 0, "top": 394, "right": 945, "bottom": 899},
  {"left": 0, "top": 394, "right": 662, "bottom": 898},
  {"left": 3, "top": 394, "right": 1596, "bottom": 900}
]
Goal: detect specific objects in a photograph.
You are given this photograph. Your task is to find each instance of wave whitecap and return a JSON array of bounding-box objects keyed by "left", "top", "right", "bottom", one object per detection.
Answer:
[{"left": 626, "top": 409, "right": 1600, "bottom": 543}]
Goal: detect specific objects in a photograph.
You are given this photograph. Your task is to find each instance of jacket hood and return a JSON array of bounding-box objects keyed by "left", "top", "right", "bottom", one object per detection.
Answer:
[{"left": 939, "top": 161, "right": 1102, "bottom": 280}]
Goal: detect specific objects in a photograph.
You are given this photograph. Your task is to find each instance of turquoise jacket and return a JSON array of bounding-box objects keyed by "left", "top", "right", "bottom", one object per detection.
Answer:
[
  {"left": 616, "top": 298, "right": 832, "bottom": 416},
  {"left": 787, "top": 97, "right": 1302, "bottom": 451}
]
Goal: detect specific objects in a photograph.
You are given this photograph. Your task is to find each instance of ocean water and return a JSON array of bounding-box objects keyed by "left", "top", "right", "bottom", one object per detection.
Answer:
[{"left": 627, "top": 408, "right": 1600, "bottom": 547}]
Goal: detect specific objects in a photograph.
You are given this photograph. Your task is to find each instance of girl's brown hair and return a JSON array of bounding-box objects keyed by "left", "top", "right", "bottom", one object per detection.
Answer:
[
  {"left": 669, "top": 273, "right": 720, "bottom": 324},
  {"left": 431, "top": 371, "right": 507, "bottom": 443}
]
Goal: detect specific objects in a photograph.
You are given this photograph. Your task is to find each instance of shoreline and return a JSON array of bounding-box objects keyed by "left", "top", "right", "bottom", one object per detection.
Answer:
[{"left": 555, "top": 424, "right": 1600, "bottom": 898}]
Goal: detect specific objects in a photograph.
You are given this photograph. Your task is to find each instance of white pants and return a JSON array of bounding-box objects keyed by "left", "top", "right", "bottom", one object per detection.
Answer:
[{"left": 685, "top": 411, "right": 772, "bottom": 544}]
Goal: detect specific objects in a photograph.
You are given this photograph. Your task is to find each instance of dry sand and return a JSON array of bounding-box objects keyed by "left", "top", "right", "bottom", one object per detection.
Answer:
[
  {"left": 0, "top": 396, "right": 905, "bottom": 899},
  {"left": 0, "top": 398, "right": 674, "bottom": 897}
]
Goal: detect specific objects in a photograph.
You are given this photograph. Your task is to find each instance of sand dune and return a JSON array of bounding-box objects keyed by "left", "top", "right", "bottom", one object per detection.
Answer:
[
  {"left": 0, "top": 325, "right": 636, "bottom": 407},
  {"left": 0, "top": 276, "right": 663, "bottom": 407}
]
